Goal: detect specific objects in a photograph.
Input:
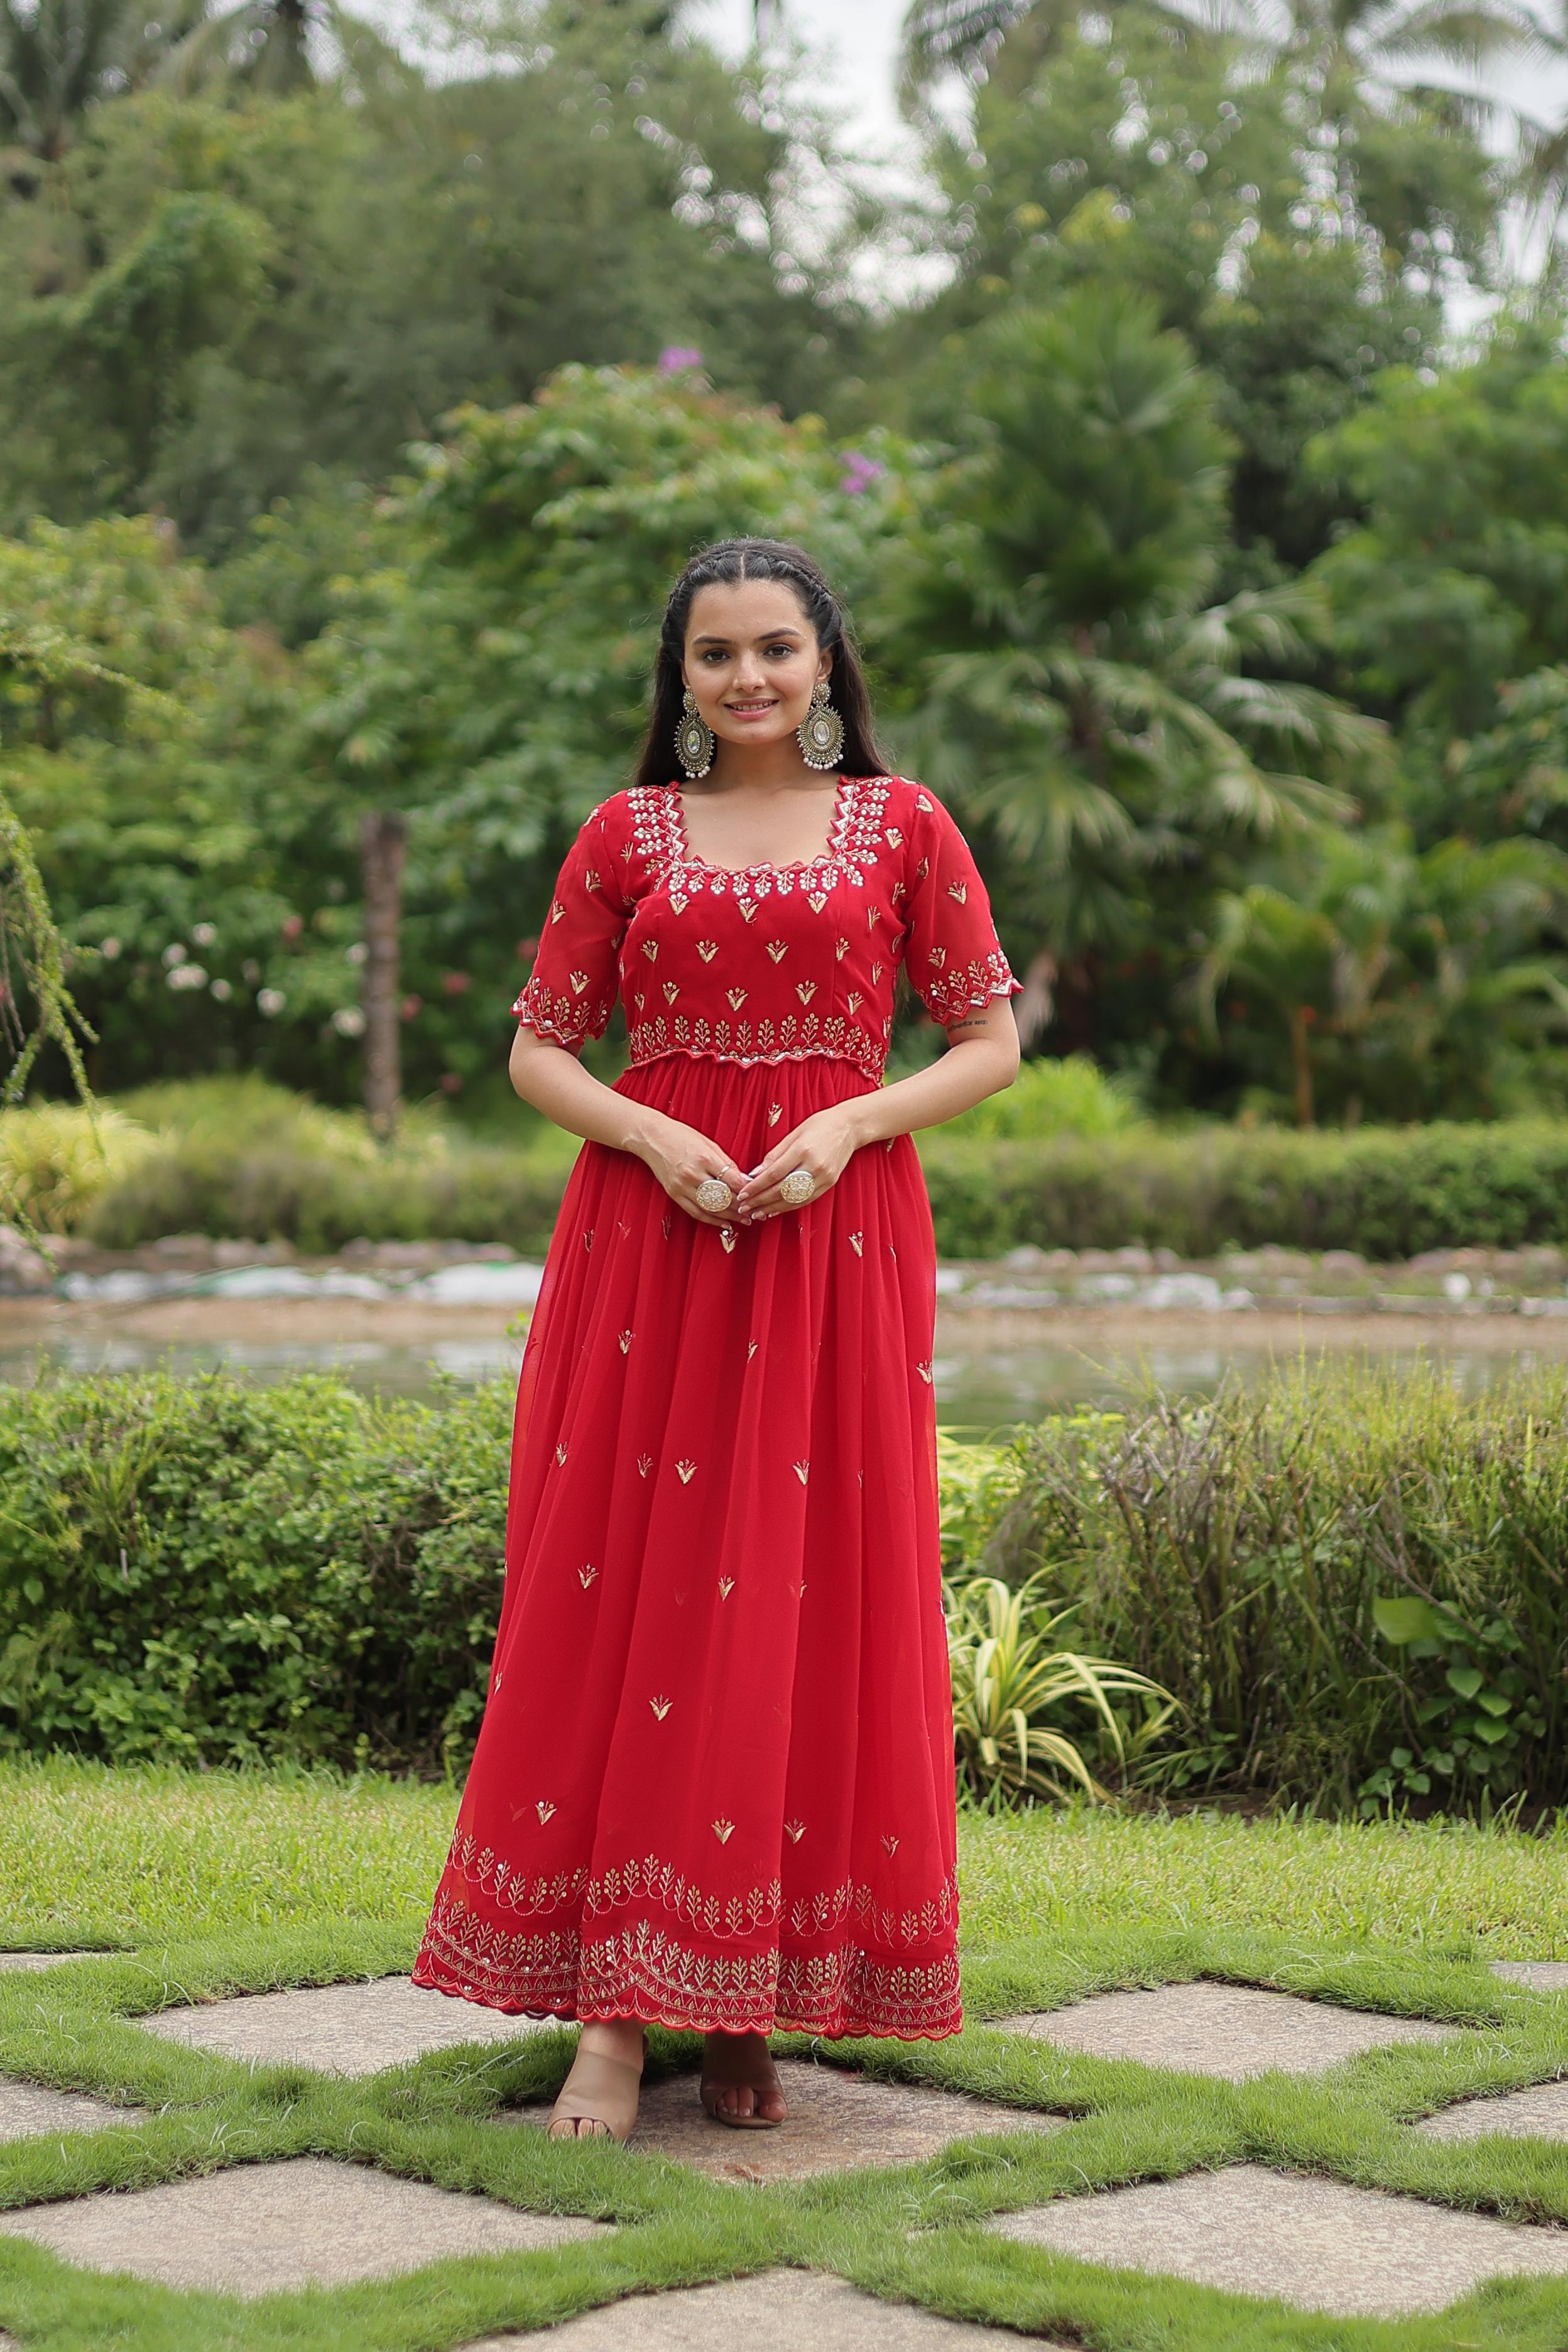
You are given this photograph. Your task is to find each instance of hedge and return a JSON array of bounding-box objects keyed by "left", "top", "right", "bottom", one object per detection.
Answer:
[
  {"left": 77, "top": 1115, "right": 1568, "bottom": 1261},
  {"left": 917, "top": 1118, "right": 1568, "bottom": 1260},
  {"left": 6, "top": 1368, "right": 1568, "bottom": 1816}
]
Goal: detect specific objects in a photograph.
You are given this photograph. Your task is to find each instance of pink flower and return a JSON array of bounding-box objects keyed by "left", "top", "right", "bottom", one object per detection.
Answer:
[
  {"left": 839, "top": 450, "right": 887, "bottom": 496},
  {"left": 658, "top": 346, "right": 704, "bottom": 374},
  {"left": 442, "top": 970, "right": 473, "bottom": 996}
]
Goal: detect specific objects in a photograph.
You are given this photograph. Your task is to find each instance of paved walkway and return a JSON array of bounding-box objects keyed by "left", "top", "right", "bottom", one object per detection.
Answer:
[{"left": 3, "top": 1952, "right": 1568, "bottom": 2344}]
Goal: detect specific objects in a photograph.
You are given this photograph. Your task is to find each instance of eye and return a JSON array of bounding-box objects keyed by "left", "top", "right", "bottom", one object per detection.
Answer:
[
  {"left": 764, "top": 641, "right": 797, "bottom": 658},
  {"left": 699, "top": 648, "right": 729, "bottom": 663}
]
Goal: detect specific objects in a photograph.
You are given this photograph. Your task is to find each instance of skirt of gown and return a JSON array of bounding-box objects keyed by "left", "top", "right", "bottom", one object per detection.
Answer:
[{"left": 411, "top": 1050, "right": 961, "bottom": 2041}]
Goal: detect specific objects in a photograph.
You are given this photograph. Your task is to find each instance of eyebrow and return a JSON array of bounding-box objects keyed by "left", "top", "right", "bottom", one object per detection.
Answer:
[{"left": 690, "top": 626, "right": 806, "bottom": 645}]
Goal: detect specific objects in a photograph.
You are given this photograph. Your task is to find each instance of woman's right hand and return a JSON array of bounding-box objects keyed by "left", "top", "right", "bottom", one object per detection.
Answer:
[{"left": 632, "top": 1114, "right": 748, "bottom": 1227}]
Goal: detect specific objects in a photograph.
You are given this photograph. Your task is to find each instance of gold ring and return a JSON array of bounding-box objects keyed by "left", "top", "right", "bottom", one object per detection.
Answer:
[
  {"left": 695, "top": 1177, "right": 734, "bottom": 1214},
  {"left": 778, "top": 1168, "right": 814, "bottom": 1207}
]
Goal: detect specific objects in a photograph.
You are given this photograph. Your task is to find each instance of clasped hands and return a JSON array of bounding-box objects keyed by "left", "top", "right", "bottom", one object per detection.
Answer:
[{"left": 640, "top": 1104, "right": 866, "bottom": 1227}]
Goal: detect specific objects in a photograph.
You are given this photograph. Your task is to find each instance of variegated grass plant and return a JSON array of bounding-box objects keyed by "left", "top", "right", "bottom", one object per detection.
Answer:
[{"left": 944, "top": 1568, "right": 1176, "bottom": 1808}]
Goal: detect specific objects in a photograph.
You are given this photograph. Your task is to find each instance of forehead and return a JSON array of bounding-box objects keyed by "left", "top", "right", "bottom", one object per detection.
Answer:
[{"left": 685, "top": 575, "right": 814, "bottom": 643}]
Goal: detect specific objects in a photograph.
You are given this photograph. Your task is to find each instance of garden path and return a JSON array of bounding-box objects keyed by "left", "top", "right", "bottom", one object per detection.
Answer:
[{"left": 4, "top": 1952, "right": 1568, "bottom": 2344}]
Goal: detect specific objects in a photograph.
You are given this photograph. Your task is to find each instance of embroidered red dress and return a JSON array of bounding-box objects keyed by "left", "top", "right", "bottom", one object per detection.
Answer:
[{"left": 412, "top": 773, "right": 1020, "bottom": 2039}]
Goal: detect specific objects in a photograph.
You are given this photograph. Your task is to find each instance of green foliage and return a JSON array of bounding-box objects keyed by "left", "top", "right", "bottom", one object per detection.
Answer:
[
  {"left": 945, "top": 1569, "right": 1175, "bottom": 1805},
  {"left": 83, "top": 1075, "right": 573, "bottom": 1251},
  {"left": 917, "top": 1116, "right": 1568, "bottom": 1258},
  {"left": 0, "top": 9, "right": 865, "bottom": 549},
  {"left": 975, "top": 1363, "right": 1568, "bottom": 1810},
  {"left": 0, "top": 1371, "right": 514, "bottom": 1768},
  {"left": 0, "top": 1100, "right": 153, "bottom": 1229},
  {"left": 1196, "top": 827, "right": 1568, "bottom": 1126},
  {"left": 1310, "top": 333, "right": 1568, "bottom": 742},
  {"left": 881, "top": 284, "right": 1377, "bottom": 1041},
  {"left": 939, "top": 1052, "right": 1143, "bottom": 1140}
]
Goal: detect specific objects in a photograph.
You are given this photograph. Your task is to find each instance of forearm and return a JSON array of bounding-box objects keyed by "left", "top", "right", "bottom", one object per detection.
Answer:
[
  {"left": 509, "top": 1030, "right": 670, "bottom": 1158},
  {"left": 844, "top": 1003, "right": 1020, "bottom": 1148}
]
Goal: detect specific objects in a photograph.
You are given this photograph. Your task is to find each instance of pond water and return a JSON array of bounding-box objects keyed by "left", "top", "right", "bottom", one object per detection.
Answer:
[{"left": 0, "top": 1326, "right": 1550, "bottom": 1434}]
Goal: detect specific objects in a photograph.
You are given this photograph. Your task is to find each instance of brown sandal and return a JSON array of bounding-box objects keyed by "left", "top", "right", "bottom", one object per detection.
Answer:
[
  {"left": 700, "top": 2035, "right": 786, "bottom": 2131},
  {"left": 548, "top": 2028, "right": 646, "bottom": 2143}
]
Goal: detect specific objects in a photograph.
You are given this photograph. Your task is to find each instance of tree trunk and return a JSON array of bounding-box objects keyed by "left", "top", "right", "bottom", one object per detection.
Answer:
[
  {"left": 361, "top": 809, "right": 406, "bottom": 1141},
  {"left": 1287, "top": 1006, "right": 1314, "bottom": 1128}
]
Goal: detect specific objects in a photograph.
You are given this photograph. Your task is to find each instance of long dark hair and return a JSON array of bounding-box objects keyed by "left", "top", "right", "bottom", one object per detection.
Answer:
[{"left": 632, "top": 538, "right": 890, "bottom": 791}]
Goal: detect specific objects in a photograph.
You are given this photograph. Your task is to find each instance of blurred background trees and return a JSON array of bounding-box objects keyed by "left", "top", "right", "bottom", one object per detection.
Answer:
[{"left": 5, "top": 0, "right": 1568, "bottom": 1130}]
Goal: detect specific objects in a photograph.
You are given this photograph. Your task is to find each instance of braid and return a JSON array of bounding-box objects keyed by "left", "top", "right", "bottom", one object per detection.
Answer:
[{"left": 633, "top": 537, "right": 888, "bottom": 791}]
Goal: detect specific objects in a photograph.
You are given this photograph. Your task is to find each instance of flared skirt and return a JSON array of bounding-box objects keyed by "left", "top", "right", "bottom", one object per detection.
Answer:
[{"left": 411, "top": 1051, "right": 960, "bottom": 2039}]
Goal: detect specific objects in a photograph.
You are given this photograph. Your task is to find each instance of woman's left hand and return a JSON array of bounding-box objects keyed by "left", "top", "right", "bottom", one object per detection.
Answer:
[{"left": 734, "top": 1104, "right": 864, "bottom": 1222}]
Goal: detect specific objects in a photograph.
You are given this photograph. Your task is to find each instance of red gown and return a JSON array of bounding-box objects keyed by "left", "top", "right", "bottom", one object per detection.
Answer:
[{"left": 412, "top": 773, "right": 1020, "bottom": 2040}]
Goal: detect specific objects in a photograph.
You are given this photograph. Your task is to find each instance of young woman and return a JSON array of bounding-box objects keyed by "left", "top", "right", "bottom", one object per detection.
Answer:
[{"left": 413, "top": 538, "right": 1020, "bottom": 2141}]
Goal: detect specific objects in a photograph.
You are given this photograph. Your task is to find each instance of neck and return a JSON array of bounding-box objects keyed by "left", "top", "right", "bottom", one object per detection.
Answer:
[{"left": 701, "top": 737, "right": 830, "bottom": 794}]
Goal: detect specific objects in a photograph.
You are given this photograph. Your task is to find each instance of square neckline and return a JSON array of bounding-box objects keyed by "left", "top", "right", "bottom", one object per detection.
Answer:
[{"left": 669, "top": 773, "right": 851, "bottom": 877}]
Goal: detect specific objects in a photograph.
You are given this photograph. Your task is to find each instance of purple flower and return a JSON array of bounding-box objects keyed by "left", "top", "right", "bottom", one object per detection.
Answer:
[
  {"left": 658, "top": 346, "right": 704, "bottom": 374},
  {"left": 839, "top": 449, "right": 888, "bottom": 495}
]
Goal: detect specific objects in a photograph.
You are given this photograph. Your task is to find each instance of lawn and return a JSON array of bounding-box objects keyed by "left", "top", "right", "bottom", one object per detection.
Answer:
[{"left": 4, "top": 1761, "right": 1568, "bottom": 2350}]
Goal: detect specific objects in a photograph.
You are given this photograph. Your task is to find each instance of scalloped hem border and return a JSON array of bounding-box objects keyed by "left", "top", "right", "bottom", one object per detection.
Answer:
[{"left": 410, "top": 1960, "right": 962, "bottom": 2044}]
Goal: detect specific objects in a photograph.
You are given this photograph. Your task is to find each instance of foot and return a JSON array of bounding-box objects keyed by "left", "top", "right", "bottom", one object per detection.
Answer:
[
  {"left": 700, "top": 2028, "right": 787, "bottom": 2128},
  {"left": 548, "top": 2018, "right": 646, "bottom": 2142}
]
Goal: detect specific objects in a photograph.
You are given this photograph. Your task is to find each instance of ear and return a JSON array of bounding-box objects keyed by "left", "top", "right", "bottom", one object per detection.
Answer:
[{"left": 816, "top": 647, "right": 832, "bottom": 684}]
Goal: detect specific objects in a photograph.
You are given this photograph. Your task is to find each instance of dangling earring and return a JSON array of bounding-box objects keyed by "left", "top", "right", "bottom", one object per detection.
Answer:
[
  {"left": 798, "top": 678, "right": 846, "bottom": 771},
  {"left": 675, "top": 689, "right": 715, "bottom": 780}
]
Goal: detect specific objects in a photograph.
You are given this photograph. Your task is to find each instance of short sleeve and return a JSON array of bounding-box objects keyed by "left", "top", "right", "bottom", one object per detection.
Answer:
[
  {"left": 511, "top": 801, "right": 628, "bottom": 1048},
  {"left": 898, "top": 785, "right": 1022, "bottom": 1026}
]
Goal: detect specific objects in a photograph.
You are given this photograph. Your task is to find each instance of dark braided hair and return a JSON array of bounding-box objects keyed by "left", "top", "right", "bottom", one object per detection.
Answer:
[{"left": 632, "top": 538, "right": 889, "bottom": 792}]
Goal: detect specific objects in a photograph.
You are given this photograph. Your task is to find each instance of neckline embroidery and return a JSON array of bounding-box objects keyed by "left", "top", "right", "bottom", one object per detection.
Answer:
[
  {"left": 627, "top": 776, "right": 892, "bottom": 900},
  {"left": 670, "top": 773, "right": 851, "bottom": 878}
]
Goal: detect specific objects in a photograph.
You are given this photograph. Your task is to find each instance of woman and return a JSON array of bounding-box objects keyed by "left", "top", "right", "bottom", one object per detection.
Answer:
[{"left": 413, "top": 538, "right": 1021, "bottom": 2142}]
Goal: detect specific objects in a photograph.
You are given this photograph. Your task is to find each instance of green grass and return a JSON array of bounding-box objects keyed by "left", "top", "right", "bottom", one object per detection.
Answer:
[{"left": 6, "top": 1761, "right": 1568, "bottom": 2349}]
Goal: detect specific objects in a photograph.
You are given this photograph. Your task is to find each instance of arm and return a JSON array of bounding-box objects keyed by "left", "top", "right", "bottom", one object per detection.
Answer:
[
  {"left": 733, "top": 999, "right": 1017, "bottom": 1221},
  {"left": 509, "top": 1026, "right": 749, "bottom": 1228}
]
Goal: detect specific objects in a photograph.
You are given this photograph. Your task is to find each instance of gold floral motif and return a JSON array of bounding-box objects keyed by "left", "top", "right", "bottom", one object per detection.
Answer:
[
  {"left": 921, "top": 946, "right": 1020, "bottom": 1027},
  {"left": 441, "top": 1826, "right": 960, "bottom": 1952},
  {"left": 413, "top": 1896, "right": 963, "bottom": 2040}
]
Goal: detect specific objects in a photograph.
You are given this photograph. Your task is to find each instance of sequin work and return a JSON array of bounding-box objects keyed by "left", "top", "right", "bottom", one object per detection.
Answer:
[{"left": 412, "top": 776, "right": 1020, "bottom": 2037}]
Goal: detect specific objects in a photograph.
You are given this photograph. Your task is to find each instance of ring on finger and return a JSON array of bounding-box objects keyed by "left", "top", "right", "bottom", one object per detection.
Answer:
[
  {"left": 778, "top": 1167, "right": 815, "bottom": 1208},
  {"left": 695, "top": 1176, "right": 734, "bottom": 1214}
]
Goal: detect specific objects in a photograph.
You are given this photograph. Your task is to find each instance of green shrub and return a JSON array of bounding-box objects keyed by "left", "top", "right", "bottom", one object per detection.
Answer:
[
  {"left": 939, "top": 1053, "right": 1144, "bottom": 1141},
  {"left": 6, "top": 1366, "right": 1568, "bottom": 1816},
  {"left": 0, "top": 1373, "right": 513, "bottom": 1771},
  {"left": 0, "top": 1104, "right": 155, "bottom": 1233},
  {"left": 85, "top": 1077, "right": 575, "bottom": 1255},
  {"left": 977, "top": 1363, "right": 1568, "bottom": 1812},
  {"left": 52, "top": 1079, "right": 1568, "bottom": 1260},
  {"left": 918, "top": 1117, "right": 1568, "bottom": 1258}
]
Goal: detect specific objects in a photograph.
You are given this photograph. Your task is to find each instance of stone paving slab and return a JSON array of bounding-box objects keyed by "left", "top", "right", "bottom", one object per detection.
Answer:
[
  {"left": 506, "top": 2057, "right": 1066, "bottom": 2182},
  {"left": 0, "top": 1953, "right": 92, "bottom": 1973},
  {"left": 997, "top": 1981, "right": 1457, "bottom": 2080},
  {"left": 989, "top": 2162, "right": 1568, "bottom": 2317},
  {"left": 1418, "top": 2079, "right": 1568, "bottom": 2142},
  {"left": 1493, "top": 1961, "right": 1568, "bottom": 1991},
  {"left": 461, "top": 2269, "right": 1069, "bottom": 2348},
  {"left": 0, "top": 2154, "right": 604, "bottom": 2297},
  {"left": 138, "top": 1975, "right": 552, "bottom": 2076},
  {"left": 0, "top": 2079, "right": 146, "bottom": 2143}
]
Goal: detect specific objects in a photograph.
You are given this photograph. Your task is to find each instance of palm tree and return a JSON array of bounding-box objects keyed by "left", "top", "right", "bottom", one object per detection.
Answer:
[
  {"left": 0, "top": 0, "right": 192, "bottom": 164},
  {"left": 888, "top": 287, "right": 1380, "bottom": 1045},
  {"left": 153, "top": 0, "right": 403, "bottom": 98}
]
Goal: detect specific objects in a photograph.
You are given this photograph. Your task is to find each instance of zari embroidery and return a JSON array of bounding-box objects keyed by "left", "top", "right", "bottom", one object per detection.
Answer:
[
  {"left": 624, "top": 1008, "right": 888, "bottom": 1085},
  {"left": 920, "top": 946, "right": 1021, "bottom": 1028},
  {"left": 439, "top": 1828, "right": 959, "bottom": 1949},
  {"left": 512, "top": 972, "right": 612, "bottom": 1047},
  {"left": 413, "top": 1893, "right": 963, "bottom": 2039},
  {"left": 627, "top": 777, "right": 891, "bottom": 897}
]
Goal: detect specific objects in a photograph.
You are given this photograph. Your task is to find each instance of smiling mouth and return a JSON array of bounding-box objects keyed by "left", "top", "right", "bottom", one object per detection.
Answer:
[{"left": 726, "top": 699, "right": 778, "bottom": 715}]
